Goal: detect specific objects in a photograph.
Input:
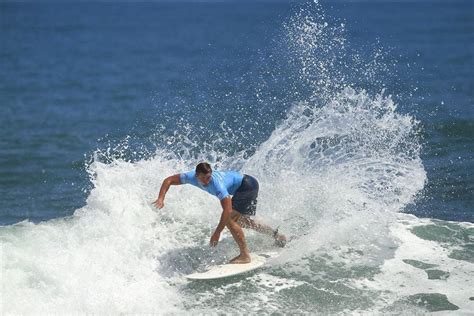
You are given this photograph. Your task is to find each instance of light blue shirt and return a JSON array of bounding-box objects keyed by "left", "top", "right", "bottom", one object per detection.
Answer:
[{"left": 179, "top": 170, "right": 244, "bottom": 200}]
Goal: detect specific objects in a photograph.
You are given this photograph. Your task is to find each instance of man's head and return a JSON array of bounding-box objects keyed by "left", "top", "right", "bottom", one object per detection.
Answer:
[{"left": 195, "top": 162, "right": 212, "bottom": 186}]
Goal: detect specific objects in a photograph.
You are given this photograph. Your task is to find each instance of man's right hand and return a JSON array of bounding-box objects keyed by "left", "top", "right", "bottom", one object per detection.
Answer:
[
  {"left": 152, "top": 197, "right": 164, "bottom": 209},
  {"left": 153, "top": 174, "right": 181, "bottom": 210}
]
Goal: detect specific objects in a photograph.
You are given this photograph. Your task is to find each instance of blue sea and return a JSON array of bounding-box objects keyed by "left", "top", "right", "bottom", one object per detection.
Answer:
[{"left": 1, "top": 0, "right": 473, "bottom": 313}]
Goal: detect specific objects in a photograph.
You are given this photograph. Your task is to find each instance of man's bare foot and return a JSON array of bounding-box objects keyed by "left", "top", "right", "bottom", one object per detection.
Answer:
[
  {"left": 275, "top": 233, "right": 287, "bottom": 248},
  {"left": 229, "top": 254, "right": 251, "bottom": 264}
]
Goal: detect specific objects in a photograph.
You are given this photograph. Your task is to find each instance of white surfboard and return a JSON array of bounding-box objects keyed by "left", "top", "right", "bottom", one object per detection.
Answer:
[{"left": 185, "top": 252, "right": 278, "bottom": 280}]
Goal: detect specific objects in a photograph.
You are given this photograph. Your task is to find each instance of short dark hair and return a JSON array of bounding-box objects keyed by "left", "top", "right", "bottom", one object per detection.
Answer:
[{"left": 196, "top": 162, "right": 212, "bottom": 175}]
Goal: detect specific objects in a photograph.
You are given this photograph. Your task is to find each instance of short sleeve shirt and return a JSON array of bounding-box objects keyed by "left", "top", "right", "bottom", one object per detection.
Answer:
[{"left": 179, "top": 170, "right": 244, "bottom": 200}]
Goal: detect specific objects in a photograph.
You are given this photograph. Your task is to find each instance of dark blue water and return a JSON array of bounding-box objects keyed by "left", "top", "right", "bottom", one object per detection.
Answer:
[{"left": 1, "top": 1, "right": 473, "bottom": 225}]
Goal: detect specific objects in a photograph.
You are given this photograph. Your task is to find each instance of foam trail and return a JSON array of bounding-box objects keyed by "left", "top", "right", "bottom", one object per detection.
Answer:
[{"left": 238, "top": 2, "right": 426, "bottom": 267}]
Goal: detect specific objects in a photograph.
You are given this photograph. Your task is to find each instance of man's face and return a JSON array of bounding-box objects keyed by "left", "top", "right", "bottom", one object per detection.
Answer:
[{"left": 196, "top": 172, "right": 212, "bottom": 186}]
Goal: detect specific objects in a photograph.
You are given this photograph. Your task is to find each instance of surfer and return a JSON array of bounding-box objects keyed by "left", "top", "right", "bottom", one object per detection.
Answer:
[{"left": 152, "top": 162, "right": 287, "bottom": 264}]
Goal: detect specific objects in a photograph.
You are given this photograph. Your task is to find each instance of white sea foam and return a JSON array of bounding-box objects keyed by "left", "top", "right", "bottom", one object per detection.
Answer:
[
  {"left": 357, "top": 214, "right": 474, "bottom": 313},
  {"left": 1, "top": 159, "right": 185, "bottom": 313}
]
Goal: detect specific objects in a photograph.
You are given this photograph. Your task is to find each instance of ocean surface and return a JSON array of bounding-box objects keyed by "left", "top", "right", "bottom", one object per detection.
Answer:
[{"left": 1, "top": 0, "right": 473, "bottom": 313}]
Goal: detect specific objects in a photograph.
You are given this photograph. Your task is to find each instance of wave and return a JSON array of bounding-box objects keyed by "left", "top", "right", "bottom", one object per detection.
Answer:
[{"left": 5, "top": 1, "right": 470, "bottom": 314}]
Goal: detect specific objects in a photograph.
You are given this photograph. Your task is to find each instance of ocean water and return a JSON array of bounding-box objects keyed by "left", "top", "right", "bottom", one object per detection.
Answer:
[{"left": 1, "top": 0, "right": 473, "bottom": 313}]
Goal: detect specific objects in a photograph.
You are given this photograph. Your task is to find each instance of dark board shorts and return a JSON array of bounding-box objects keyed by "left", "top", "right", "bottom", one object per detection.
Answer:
[{"left": 232, "top": 174, "right": 259, "bottom": 216}]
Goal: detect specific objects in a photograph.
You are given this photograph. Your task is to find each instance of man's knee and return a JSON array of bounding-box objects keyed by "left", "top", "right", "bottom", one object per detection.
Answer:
[
  {"left": 230, "top": 210, "right": 241, "bottom": 222},
  {"left": 226, "top": 211, "right": 242, "bottom": 230}
]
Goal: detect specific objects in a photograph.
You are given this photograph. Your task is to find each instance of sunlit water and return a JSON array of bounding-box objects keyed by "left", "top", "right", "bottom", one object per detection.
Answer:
[{"left": 1, "top": 1, "right": 472, "bottom": 313}]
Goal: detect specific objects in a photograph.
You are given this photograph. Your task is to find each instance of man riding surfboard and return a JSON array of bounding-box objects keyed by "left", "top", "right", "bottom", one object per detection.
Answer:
[{"left": 152, "top": 162, "right": 287, "bottom": 264}]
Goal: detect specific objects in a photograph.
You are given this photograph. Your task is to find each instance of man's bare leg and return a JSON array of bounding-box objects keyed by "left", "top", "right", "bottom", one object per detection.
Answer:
[
  {"left": 226, "top": 211, "right": 251, "bottom": 264},
  {"left": 237, "top": 216, "right": 287, "bottom": 247}
]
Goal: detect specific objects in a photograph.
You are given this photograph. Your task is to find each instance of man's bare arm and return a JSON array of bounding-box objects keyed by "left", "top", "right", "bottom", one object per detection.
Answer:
[
  {"left": 210, "top": 197, "right": 233, "bottom": 246},
  {"left": 152, "top": 174, "right": 181, "bottom": 209}
]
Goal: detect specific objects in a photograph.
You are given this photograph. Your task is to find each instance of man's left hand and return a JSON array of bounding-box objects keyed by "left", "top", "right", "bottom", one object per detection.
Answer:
[{"left": 210, "top": 231, "right": 220, "bottom": 247}]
